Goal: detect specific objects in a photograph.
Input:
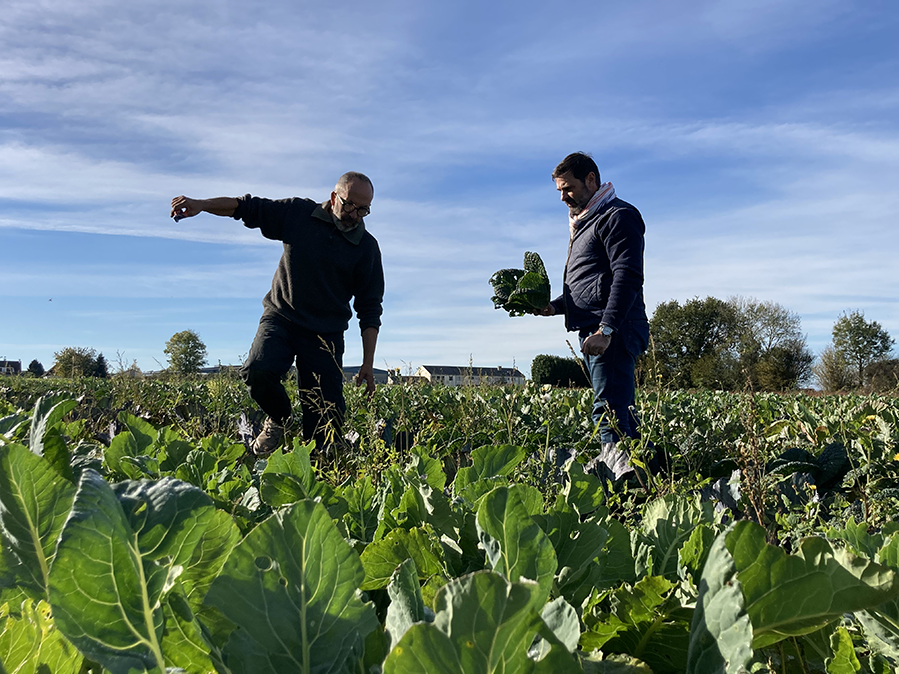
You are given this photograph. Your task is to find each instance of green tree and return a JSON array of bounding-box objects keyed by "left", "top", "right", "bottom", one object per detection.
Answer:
[
  {"left": 164, "top": 330, "right": 208, "bottom": 374},
  {"left": 754, "top": 340, "right": 815, "bottom": 391},
  {"left": 27, "top": 359, "right": 45, "bottom": 377},
  {"left": 646, "top": 296, "right": 814, "bottom": 391},
  {"left": 93, "top": 353, "right": 109, "bottom": 378},
  {"left": 646, "top": 297, "right": 741, "bottom": 389},
  {"left": 530, "top": 354, "right": 589, "bottom": 387},
  {"left": 831, "top": 310, "right": 894, "bottom": 387},
  {"left": 53, "top": 347, "right": 102, "bottom": 378}
]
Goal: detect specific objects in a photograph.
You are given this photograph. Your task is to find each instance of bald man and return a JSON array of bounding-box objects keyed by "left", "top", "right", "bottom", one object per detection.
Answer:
[{"left": 171, "top": 172, "right": 384, "bottom": 455}]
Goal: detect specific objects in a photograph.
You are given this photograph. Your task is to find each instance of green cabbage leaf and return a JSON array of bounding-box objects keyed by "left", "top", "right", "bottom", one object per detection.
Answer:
[{"left": 490, "top": 252, "right": 551, "bottom": 317}]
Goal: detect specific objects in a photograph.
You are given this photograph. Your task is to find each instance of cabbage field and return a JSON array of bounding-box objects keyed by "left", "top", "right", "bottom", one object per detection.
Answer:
[{"left": 1, "top": 374, "right": 898, "bottom": 673}]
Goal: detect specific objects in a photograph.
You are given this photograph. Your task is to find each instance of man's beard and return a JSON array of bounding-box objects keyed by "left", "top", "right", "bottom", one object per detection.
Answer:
[
  {"left": 332, "top": 211, "right": 358, "bottom": 232},
  {"left": 566, "top": 200, "right": 585, "bottom": 217}
]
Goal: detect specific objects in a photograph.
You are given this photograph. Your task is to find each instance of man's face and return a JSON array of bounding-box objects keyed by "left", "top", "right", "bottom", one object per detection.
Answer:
[
  {"left": 331, "top": 180, "right": 374, "bottom": 228},
  {"left": 554, "top": 170, "right": 597, "bottom": 217}
]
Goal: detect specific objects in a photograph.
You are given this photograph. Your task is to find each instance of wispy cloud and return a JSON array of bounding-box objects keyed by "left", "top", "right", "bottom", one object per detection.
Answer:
[{"left": 2, "top": 0, "right": 897, "bottom": 373}]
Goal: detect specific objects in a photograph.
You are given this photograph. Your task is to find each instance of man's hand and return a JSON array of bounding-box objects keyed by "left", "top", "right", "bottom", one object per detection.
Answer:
[
  {"left": 171, "top": 196, "right": 203, "bottom": 221},
  {"left": 581, "top": 332, "right": 611, "bottom": 357},
  {"left": 534, "top": 303, "right": 556, "bottom": 316},
  {"left": 171, "top": 196, "right": 239, "bottom": 221},
  {"left": 355, "top": 363, "right": 376, "bottom": 397},
  {"left": 358, "top": 328, "right": 379, "bottom": 398}
]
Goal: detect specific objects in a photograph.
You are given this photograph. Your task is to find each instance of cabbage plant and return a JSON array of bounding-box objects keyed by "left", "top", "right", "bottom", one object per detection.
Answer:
[{"left": 490, "top": 251, "right": 551, "bottom": 317}]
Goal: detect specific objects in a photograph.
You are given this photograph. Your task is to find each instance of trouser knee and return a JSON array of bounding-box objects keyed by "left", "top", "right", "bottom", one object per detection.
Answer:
[
  {"left": 241, "top": 364, "right": 291, "bottom": 422},
  {"left": 241, "top": 363, "right": 278, "bottom": 388}
]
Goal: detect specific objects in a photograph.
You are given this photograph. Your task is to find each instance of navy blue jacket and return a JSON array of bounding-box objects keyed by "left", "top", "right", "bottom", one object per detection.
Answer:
[
  {"left": 233, "top": 195, "right": 384, "bottom": 335},
  {"left": 550, "top": 197, "right": 647, "bottom": 332}
]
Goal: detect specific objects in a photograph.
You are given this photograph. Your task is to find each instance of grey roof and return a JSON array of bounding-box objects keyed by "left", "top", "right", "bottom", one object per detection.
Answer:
[
  {"left": 198, "top": 365, "right": 241, "bottom": 374},
  {"left": 343, "top": 366, "right": 389, "bottom": 375},
  {"left": 343, "top": 366, "right": 390, "bottom": 383},
  {"left": 420, "top": 365, "right": 525, "bottom": 377}
]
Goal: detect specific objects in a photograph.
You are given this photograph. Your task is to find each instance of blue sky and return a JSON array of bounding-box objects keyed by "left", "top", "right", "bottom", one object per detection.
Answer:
[{"left": 2, "top": 0, "right": 897, "bottom": 377}]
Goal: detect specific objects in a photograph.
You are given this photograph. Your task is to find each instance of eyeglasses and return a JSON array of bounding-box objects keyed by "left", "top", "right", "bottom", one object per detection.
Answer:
[{"left": 335, "top": 193, "right": 371, "bottom": 217}]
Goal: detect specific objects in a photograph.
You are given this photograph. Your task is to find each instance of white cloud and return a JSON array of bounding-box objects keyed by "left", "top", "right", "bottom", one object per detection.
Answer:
[{"left": 2, "top": 0, "right": 897, "bottom": 374}]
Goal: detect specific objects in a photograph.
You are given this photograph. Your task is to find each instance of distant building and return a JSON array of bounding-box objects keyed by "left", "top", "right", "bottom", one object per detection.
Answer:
[
  {"left": 0, "top": 360, "right": 22, "bottom": 375},
  {"left": 414, "top": 365, "right": 526, "bottom": 387},
  {"left": 198, "top": 365, "right": 242, "bottom": 376},
  {"left": 116, "top": 365, "right": 144, "bottom": 379},
  {"left": 342, "top": 366, "right": 390, "bottom": 385},
  {"left": 139, "top": 365, "right": 241, "bottom": 378}
]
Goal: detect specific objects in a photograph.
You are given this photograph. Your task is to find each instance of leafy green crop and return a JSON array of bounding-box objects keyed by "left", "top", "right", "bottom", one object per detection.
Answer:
[
  {"left": 383, "top": 571, "right": 581, "bottom": 673},
  {"left": 490, "top": 251, "right": 551, "bottom": 316},
  {"left": 48, "top": 471, "right": 232, "bottom": 673},
  {"left": 3, "top": 386, "right": 899, "bottom": 673},
  {"left": 0, "top": 444, "right": 76, "bottom": 601},
  {"left": 385, "top": 558, "right": 434, "bottom": 651},
  {"left": 0, "top": 599, "right": 82, "bottom": 674},
  {"left": 727, "top": 520, "right": 899, "bottom": 648},
  {"left": 205, "top": 499, "right": 378, "bottom": 674}
]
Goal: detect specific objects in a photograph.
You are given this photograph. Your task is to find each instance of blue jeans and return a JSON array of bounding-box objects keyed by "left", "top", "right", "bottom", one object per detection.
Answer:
[
  {"left": 579, "top": 319, "right": 649, "bottom": 444},
  {"left": 240, "top": 312, "right": 346, "bottom": 448}
]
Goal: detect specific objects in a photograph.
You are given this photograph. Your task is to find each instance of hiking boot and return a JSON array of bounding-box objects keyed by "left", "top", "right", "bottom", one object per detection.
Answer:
[{"left": 251, "top": 417, "right": 285, "bottom": 456}]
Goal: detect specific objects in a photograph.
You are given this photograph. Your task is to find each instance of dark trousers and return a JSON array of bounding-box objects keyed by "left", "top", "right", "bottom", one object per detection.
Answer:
[
  {"left": 240, "top": 312, "right": 346, "bottom": 449},
  {"left": 579, "top": 319, "right": 649, "bottom": 444}
]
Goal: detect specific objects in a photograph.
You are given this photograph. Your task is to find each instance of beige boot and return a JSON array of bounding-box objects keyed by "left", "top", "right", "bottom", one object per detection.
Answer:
[{"left": 251, "top": 417, "right": 285, "bottom": 456}]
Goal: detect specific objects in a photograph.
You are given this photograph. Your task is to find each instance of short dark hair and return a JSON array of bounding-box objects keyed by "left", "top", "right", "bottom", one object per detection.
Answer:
[
  {"left": 552, "top": 152, "right": 600, "bottom": 183},
  {"left": 336, "top": 171, "right": 374, "bottom": 194}
]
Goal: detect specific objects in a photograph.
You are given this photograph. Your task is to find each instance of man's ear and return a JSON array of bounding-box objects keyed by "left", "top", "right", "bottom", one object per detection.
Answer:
[{"left": 585, "top": 172, "right": 599, "bottom": 191}]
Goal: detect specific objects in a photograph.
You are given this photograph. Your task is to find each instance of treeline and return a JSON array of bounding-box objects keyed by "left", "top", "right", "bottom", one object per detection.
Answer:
[
  {"left": 816, "top": 309, "right": 896, "bottom": 392},
  {"left": 18, "top": 300, "right": 898, "bottom": 394},
  {"left": 531, "top": 297, "right": 896, "bottom": 393},
  {"left": 47, "top": 347, "right": 109, "bottom": 378},
  {"left": 23, "top": 330, "right": 210, "bottom": 379},
  {"left": 644, "top": 296, "right": 814, "bottom": 392}
]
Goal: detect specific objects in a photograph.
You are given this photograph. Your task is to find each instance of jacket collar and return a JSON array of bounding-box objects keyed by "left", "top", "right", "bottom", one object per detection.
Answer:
[
  {"left": 570, "top": 198, "right": 619, "bottom": 243},
  {"left": 313, "top": 202, "right": 366, "bottom": 245}
]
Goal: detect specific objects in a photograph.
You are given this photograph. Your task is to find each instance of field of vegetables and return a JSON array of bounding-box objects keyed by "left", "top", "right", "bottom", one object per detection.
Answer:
[{"left": 1, "top": 374, "right": 898, "bottom": 673}]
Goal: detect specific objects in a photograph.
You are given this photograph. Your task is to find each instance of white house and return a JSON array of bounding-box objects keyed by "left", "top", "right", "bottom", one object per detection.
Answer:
[{"left": 413, "top": 365, "right": 526, "bottom": 387}]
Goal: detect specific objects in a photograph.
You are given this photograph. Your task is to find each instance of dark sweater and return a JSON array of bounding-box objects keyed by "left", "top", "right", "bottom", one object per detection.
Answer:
[
  {"left": 233, "top": 195, "right": 384, "bottom": 335},
  {"left": 550, "top": 197, "right": 647, "bottom": 332}
]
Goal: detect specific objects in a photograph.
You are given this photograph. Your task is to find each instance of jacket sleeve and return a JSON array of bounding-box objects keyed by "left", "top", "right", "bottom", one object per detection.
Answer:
[
  {"left": 599, "top": 208, "right": 645, "bottom": 331},
  {"left": 549, "top": 294, "right": 565, "bottom": 315},
  {"left": 353, "top": 238, "right": 385, "bottom": 333},
  {"left": 233, "top": 195, "right": 310, "bottom": 242}
]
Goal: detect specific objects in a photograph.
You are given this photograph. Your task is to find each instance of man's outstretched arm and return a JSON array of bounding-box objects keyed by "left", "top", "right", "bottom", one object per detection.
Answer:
[
  {"left": 355, "top": 327, "right": 379, "bottom": 396},
  {"left": 171, "top": 196, "right": 239, "bottom": 220}
]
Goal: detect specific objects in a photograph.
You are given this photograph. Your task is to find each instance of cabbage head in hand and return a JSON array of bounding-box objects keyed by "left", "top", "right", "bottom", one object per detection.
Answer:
[{"left": 490, "top": 251, "right": 551, "bottom": 316}]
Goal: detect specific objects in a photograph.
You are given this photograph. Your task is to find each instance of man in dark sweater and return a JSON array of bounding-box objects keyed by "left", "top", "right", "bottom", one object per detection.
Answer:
[
  {"left": 538, "top": 153, "right": 649, "bottom": 448},
  {"left": 170, "top": 172, "right": 384, "bottom": 454}
]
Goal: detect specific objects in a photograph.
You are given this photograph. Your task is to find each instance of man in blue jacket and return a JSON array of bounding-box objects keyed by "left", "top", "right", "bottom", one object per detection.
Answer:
[
  {"left": 538, "top": 153, "right": 649, "bottom": 448},
  {"left": 171, "top": 172, "right": 384, "bottom": 455}
]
